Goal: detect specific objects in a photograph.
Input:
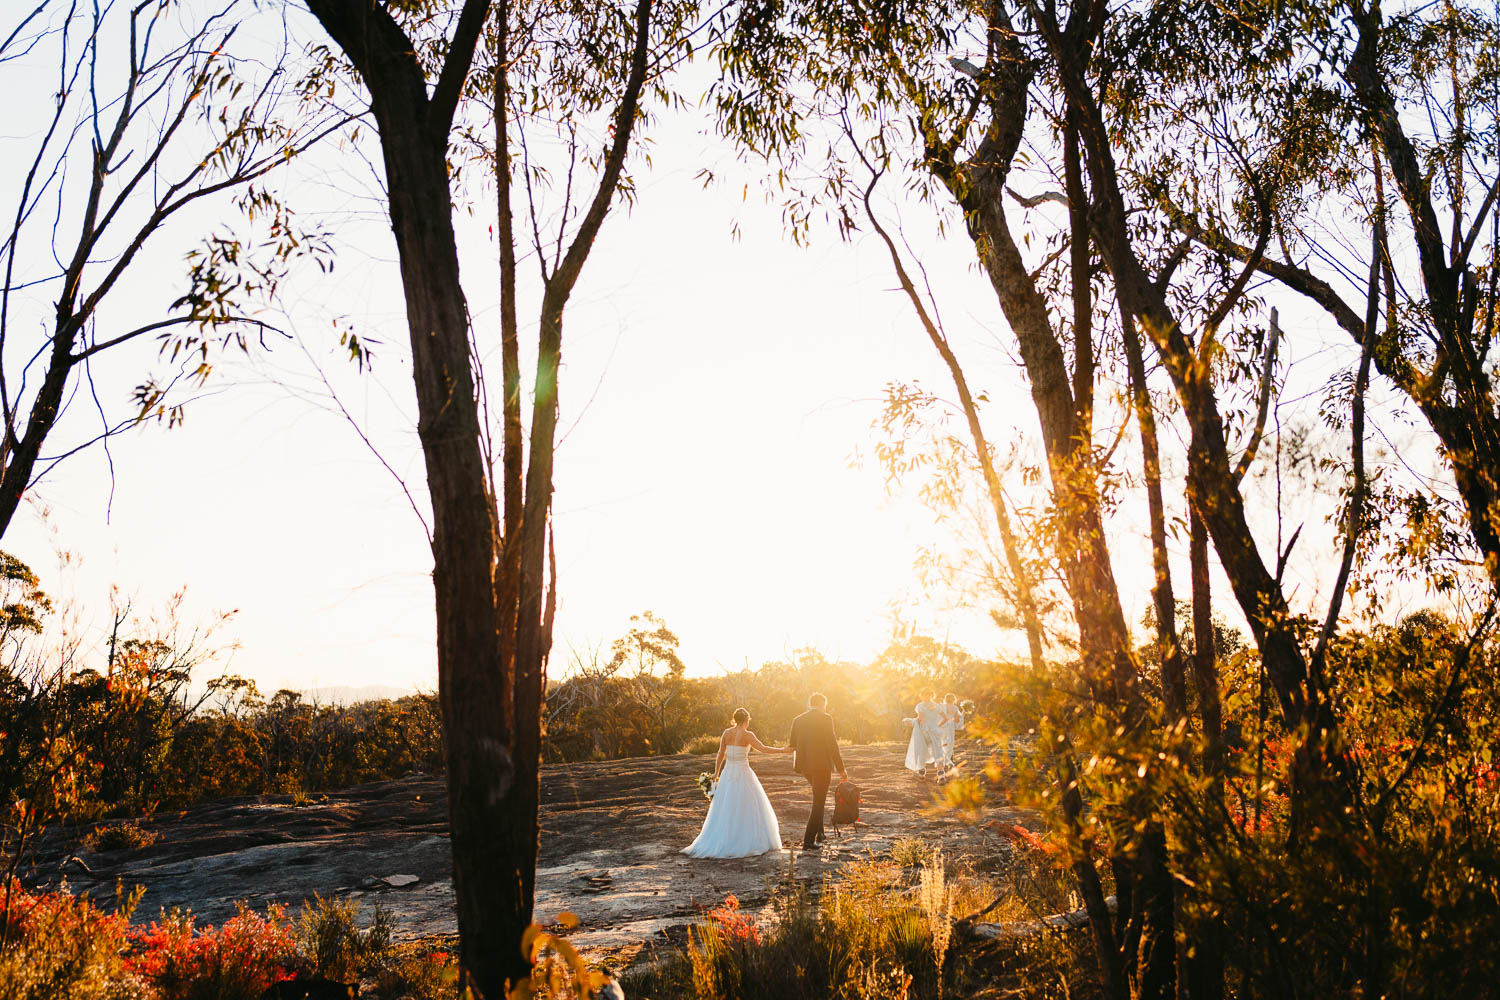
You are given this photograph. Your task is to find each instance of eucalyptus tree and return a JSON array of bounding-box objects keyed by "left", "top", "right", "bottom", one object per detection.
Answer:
[
  {"left": 1017, "top": 2, "right": 1500, "bottom": 996},
  {"left": 713, "top": 4, "right": 1226, "bottom": 996},
  {"left": 711, "top": 1, "right": 1384, "bottom": 996},
  {"left": 1156, "top": 1, "right": 1500, "bottom": 594},
  {"left": 298, "top": 0, "right": 703, "bottom": 991},
  {"left": 0, "top": 0, "right": 341, "bottom": 540}
]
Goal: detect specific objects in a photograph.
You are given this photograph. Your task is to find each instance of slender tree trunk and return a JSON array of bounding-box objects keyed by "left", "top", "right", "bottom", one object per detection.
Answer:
[
  {"left": 0, "top": 324, "right": 76, "bottom": 537},
  {"left": 1187, "top": 511, "right": 1225, "bottom": 1000},
  {"left": 1121, "top": 301, "right": 1197, "bottom": 1000},
  {"left": 922, "top": 11, "right": 1161, "bottom": 995},
  {"left": 385, "top": 128, "right": 529, "bottom": 997},
  {"left": 1042, "top": 9, "right": 1360, "bottom": 828},
  {"left": 863, "top": 164, "right": 1125, "bottom": 997},
  {"left": 496, "top": 2, "right": 524, "bottom": 742},
  {"left": 383, "top": 132, "right": 532, "bottom": 998},
  {"left": 1189, "top": 515, "right": 1222, "bottom": 774},
  {"left": 1120, "top": 306, "right": 1187, "bottom": 721},
  {"left": 299, "top": 4, "right": 537, "bottom": 994},
  {"left": 859, "top": 177, "right": 1045, "bottom": 670}
]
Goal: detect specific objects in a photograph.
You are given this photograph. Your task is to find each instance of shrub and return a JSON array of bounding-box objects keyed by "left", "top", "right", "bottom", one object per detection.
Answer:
[
  {"left": 678, "top": 865, "right": 951, "bottom": 999},
  {"left": 295, "top": 894, "right": 391, "bottom": 984},
  {"left": 89, "top": 822, "right": 159, "bottom": 853},
  {"left": 369, "top": 947, "right": 456, "bottom": 1000},
  {"left": 128, "top": 904, "right": 297, "bottom": 1000},
  {"left": 629, "top": 851, "right": 1096, "bottom": 1000},
  {"left": 682, "top": 734, "right": 721, "bottom": 756},
  {"left": 0, "top": 883, "right": 461, "bottom": 1000},
  {"left": 0, "top": 880, "right": 142, "bottom": 1000},
  {"left": 890, "top": 837, "right": 937, "bottom": 869}
]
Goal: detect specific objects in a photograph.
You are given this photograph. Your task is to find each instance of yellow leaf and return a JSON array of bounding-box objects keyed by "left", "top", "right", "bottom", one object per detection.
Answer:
[
  {"left": 556, "top": 911, "right": 580, "bottom": 930},
  {"left": 521, "top": 924, "right": 549, "bottom": 962}
]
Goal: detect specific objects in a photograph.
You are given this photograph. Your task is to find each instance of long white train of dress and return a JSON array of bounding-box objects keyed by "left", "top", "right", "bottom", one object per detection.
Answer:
[{"left": 681, "top": 745, "right": 783, "bottom": 858}]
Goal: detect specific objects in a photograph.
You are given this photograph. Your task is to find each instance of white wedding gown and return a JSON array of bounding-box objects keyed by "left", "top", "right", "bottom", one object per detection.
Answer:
[
  {"left": 905, "top": 701, "right": 944, "bottom": 772},
  {"left": 681, "top": 745, "right": 782, "bottom": 858}
]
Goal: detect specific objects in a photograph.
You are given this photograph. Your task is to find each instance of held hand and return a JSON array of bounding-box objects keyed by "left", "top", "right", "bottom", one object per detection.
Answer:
[{"left": 840, "top": 771, "right": 849, "bottom": 782}]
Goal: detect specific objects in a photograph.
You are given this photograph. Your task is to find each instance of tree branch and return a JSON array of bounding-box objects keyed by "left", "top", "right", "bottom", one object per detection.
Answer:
[
  {"left": 429, "top": 0, "right": 493, "bottom": 130},
  {"left": 1231, "top": 307, "right": 1279, "bottom": 483}
]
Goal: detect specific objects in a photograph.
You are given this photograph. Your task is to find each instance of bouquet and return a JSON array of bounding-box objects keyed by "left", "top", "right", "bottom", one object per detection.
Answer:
[{"left": 696, "top": 772, "right": 716, "bottom": 800}]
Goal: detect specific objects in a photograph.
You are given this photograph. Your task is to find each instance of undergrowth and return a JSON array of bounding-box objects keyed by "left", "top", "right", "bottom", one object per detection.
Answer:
[
  {"left": 618, "top": 849, "right": 1095, "bottom": 1000},
  {"left": 0, "top": 880, "right": 457, "bottom": 1000},
  {"left": 87, "top": 823, "right": 159, "bottom": 854}
]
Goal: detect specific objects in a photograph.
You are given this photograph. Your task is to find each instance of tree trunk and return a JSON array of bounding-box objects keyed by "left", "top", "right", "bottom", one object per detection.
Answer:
[
  {"left": 1120, "top": 305, "right": 1187, "bottom": 721},
  {"left": 1187, "top": 512, "right": 1225, "bottom": 1000},
  {"left": 1044, "top": 12, "right": 1356, "bottom": 820},
  {"left": 915, "top": 10, "right": 1166, "bottom": 994},
  {"left": 299, "top": 3, "right": 537, "bottom": 994},
  {"left": 381, "top": 117, "right": 534, "bottom": 1000}
]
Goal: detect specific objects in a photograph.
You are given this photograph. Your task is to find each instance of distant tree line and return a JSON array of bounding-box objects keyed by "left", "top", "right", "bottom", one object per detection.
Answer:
[
  {"left": 0, "top": 557, "right": 989, "bottom": 848},
  {"left": 0, "top": 553, "right": 444, "bottom": 871},
  {"left": 542, "top": 615, "right": 995, "bottom": 762}
]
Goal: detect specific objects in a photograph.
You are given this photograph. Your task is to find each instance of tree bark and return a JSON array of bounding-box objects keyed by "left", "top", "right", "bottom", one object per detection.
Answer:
[
  {"left": 929, "top": 7, "right": 1136, "bottom": 713},
  {"left": 1187, "top": 512, "right": 1225, "bottom": 1000}
]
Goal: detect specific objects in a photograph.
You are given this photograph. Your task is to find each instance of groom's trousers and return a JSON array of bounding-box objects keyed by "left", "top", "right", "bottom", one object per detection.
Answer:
[{"left": 803, "top": 767, "right": 831, "bottom": 848}]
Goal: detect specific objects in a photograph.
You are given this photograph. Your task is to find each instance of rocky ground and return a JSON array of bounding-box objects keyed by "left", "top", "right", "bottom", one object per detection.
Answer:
[{"left": 35, "top": 740, "right": 1026, "bottom": 969}]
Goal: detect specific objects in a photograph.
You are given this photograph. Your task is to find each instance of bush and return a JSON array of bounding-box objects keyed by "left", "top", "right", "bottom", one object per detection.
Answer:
[
  {"left": 682, "top": 734, "right": 721, "bottom": 756},
  {"left": 89, "top": 822, "right": 159, "bottom": 853},
  {"left": 369, "top": 947, "right": 456, "bottom": 1000},
  {"left": 0, "top": 881, "right": 142, "bottom": 1000},
  {"left": 682, "top": 873, "right": 942, "bottom": 999},
  {"left": 889, "top": 837, "right": 937, "bottom": 868},
  {"left": 624, "top": 852, "right": 1098, "bottom": 1000},
  {"left": 630, "top": 854, "right": 1003, "bottom": 1000},
  {"left": 129, "top": 905, "right": 297, "bottom": 1000},
  {"left": 0, "top": 881, "right": 304, "bottom": 1000},
  {"left": 296, "top": 894, "right": 391, "bottom": 984}
]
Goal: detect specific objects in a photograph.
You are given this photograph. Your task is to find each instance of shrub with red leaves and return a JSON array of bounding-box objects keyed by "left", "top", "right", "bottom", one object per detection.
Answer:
[
  {"left": 127, "top": 904, "right": 297, "bottom": 1000},
  {"left": 706, "top": 893, "right": 760, "bottom": 945},
  {"left": 0, "top": 879, "right": 138, "bottom": 1000}
]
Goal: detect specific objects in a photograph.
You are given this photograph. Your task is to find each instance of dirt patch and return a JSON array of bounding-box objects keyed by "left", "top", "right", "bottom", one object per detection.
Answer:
[{"left": 34, "top": 740, "right": 1026, "bottom": 967}]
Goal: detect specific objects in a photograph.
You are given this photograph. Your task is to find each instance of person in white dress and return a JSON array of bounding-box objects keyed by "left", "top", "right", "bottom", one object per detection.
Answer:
[
  {"left": 681, "top": 708, "right": 792, "bottom": 858},
  {"left": 904, "top": 688, "right": 945, "bottom": 776},
  {"left": 938, "top": 692, "right": 963, "bottom": 769}
]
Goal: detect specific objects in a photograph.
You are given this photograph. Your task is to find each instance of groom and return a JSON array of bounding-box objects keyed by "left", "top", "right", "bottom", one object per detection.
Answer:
[{"left": 787, "top": 692, "right": 847, "bottom": 849}]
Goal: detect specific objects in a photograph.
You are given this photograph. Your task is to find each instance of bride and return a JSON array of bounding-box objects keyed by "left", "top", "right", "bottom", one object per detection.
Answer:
[
  {"left": 904, "top": 688, "right": 945, "bottom": 777},
  {"left": 681, "top": 707, "right": 791, "bottom": 858}
]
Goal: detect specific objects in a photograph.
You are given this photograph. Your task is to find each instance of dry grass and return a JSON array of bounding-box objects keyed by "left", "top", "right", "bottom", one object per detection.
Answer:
[{"left": 87, "top": 822, "right": 158, "bottom": 853}]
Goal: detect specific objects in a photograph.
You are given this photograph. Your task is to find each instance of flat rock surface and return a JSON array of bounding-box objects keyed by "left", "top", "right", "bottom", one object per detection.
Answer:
[{"left": 36, "top": 741, "right": 1024, "bottom": 965}]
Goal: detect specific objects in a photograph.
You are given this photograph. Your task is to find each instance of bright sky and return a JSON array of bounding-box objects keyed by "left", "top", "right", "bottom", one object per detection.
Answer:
[
  {"left": 2, "top": 34, "right": 1030, "bottom": 691},
  {"left": 1, "top": 3, "right": 1460, "bottom": 695}
]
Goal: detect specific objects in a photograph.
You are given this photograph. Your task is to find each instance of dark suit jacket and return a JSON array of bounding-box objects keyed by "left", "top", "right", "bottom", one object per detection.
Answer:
[{"left": 788, "top": 708, "right": 844, "bottom": 775}]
